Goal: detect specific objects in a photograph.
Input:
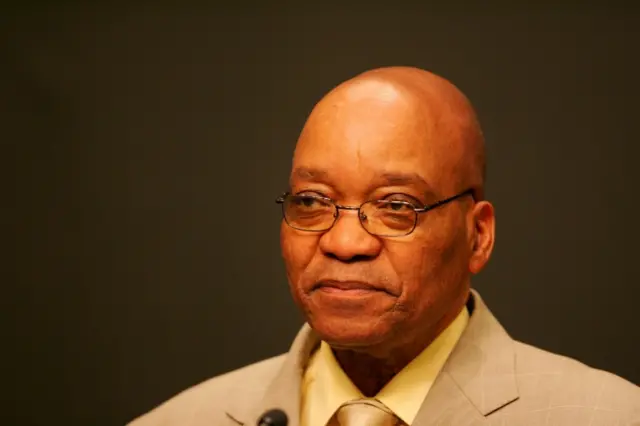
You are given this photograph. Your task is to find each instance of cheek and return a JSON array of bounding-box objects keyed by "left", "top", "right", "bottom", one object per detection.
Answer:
[
  {"left": 389, "top": 216, "right": 469, "bottom": 303},
  {"left": 413, "top": 211, "right": 470, "bottom": 263},
  {"left": 388, "top": 241, "right": 440, "bottom": 297},
  {"left": 280, "top": 224, "right": 319, "bottom": 284}
]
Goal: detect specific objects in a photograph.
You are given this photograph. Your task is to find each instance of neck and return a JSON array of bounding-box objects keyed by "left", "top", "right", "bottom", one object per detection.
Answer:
[
  {"left": 332, "top": 349, "right": 407, "bottom": 397},
  {"left": 332, "top": 297, "right": 468, "bottom": 397}
]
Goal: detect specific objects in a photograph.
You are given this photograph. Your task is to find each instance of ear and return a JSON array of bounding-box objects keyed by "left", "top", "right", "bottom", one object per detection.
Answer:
[{"left": 469, "top": 200, "right": 495, "bottom": 274}]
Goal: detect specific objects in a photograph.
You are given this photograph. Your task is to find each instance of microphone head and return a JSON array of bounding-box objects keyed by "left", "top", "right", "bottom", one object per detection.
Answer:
[{"left": 257, "top": 408, "right": 288, "bottom": 426}]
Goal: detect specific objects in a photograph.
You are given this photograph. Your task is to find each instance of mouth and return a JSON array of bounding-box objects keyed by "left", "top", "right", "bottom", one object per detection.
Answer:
[{"left": 312, "top": 280, "right": 391, "bottom": 295}]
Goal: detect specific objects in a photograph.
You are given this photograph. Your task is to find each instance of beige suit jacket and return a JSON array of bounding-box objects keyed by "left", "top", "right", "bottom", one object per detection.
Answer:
[{"left": 129, "top": 291, "right": 640, "bottom": 425}]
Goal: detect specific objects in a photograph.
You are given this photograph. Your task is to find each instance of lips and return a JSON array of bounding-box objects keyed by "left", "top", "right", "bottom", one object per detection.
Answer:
[{"left": 313, "top": 280, "right": 388, "bottom": 294}]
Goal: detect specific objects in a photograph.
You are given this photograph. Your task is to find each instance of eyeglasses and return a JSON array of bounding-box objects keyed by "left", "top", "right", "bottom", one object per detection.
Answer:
[{"left": 275, "top": 189, "right": 474, "bottom": 237}]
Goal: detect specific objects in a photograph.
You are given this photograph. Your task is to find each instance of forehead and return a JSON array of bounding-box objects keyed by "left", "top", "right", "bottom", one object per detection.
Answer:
[{"left": 292, "top": 81, "right": 457, "bottom": 192}]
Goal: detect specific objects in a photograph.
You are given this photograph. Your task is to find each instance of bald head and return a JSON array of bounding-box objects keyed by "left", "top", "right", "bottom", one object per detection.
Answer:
[{"left": 295, "top": 66, "right": 486, "bottom": 199}]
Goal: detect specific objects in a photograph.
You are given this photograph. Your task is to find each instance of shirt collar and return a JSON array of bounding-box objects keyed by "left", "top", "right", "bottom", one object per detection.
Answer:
[
  {"left": 301, "top": 306, "right": 469, "bottom": 426},
  {"left": 377, "top": 307, "right": 469, "bottom": 423}
]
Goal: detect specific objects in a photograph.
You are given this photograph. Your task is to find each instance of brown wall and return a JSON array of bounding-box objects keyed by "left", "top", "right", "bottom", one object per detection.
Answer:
[{"left": 4, "top": 3, "right": 639, "bottom": 425}]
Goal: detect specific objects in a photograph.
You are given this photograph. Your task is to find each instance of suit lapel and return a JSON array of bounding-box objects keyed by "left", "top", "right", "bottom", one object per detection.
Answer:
[
  {"left": 412, "top": 372, "right": 489, "bottom": 426},
  {"left": 413, "top": 290, "right": 519, "bottom": 425},
  {"left": 227, "top": 324, "right": 320, "bottom": 426}
]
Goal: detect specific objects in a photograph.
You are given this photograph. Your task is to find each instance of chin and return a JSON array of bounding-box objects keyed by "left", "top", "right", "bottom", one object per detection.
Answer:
[{"left": 308, "top": 315, "right": 393, "bottom": 349}]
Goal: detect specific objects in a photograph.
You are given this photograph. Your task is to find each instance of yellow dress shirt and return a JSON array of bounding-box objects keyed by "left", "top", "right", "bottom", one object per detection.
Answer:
[{"left": 300, "top": 307, "right": 469, "bottom": 426}]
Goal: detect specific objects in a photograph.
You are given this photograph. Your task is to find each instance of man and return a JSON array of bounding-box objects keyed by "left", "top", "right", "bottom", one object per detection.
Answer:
[{"left": 129, "top": 66, "right": 640, "bottom": 425}]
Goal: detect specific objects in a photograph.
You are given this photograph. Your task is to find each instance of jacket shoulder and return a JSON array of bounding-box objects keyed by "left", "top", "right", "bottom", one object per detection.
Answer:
[
  {"left": 511, "top": 341, "right": 640, "bottom": 419},
  {"left": 128, "top": 354, "right": 287, "bottom": 426}
]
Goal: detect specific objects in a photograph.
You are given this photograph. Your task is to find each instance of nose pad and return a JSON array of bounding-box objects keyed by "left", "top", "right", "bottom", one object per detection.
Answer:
[{"left": 359, "top": 211, "right": 367, "bottom": 222}]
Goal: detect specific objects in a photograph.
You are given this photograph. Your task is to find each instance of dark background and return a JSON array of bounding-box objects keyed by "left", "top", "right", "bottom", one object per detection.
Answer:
[{"left": 4, "top": 3, "right": 639, "bottom": 425}]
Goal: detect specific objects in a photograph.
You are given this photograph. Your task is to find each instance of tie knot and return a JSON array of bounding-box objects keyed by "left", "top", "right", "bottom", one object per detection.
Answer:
[{"left": 335, "top": 398, "right": 402, "bottom": 426}]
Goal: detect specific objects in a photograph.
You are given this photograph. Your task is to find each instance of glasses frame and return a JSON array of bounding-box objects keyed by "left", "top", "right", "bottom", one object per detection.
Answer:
[{"left": 275, "top": 188, "right": 475, "bottom": 237}]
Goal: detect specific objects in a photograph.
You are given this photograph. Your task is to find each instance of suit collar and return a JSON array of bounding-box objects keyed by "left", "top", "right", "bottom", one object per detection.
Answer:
[
  {"left": 237, "top": 324, "right": 319, "bottom": 426},
  {"left": 228, "top": 289, "right": 519, "bottom": 425},
  {"left": 442, "top": 290, "right": 519, "bottom": 415},
  {"left": 412, "top": 290, "right": 519, "bottom": 425}
]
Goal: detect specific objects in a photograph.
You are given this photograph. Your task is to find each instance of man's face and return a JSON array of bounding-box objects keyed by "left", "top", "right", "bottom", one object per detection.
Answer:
[{"left": 280, "top": 82, "right": 474, "bottom": 353}]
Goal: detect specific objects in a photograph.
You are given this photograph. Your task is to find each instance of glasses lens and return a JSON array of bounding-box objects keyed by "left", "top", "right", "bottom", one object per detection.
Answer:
[
  {"left": 361, "top": 200, "right": 417, "bottom": 236},
  {"left": 284, "top": 195, "right": 336, "bottom": 231}
]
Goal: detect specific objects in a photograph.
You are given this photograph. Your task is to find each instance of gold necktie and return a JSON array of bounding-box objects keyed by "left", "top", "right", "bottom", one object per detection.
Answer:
[{"left": 333, "top": 398, "right": 402, "bottom": 426}]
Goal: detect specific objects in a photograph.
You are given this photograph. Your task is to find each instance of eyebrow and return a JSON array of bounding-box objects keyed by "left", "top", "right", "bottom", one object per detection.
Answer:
[
  {"left": 291, "top": 167, "right": 436, "bottom": 198},
  {"left": 380, "top": 172, "right": 431, "bottom": 189},
  {"left": 380, "top": 172, "right": 438, "bottom": 199}
]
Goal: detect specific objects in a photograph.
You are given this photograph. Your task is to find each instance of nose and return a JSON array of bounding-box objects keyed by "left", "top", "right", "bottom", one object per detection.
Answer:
[{"left": 318, "top": 209, "right": 382, "bottom": 262}]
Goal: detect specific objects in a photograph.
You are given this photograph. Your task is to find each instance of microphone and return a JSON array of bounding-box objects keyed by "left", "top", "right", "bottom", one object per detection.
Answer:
[{"left": 257, "top": 408, "right": 288, "bottom": 426}]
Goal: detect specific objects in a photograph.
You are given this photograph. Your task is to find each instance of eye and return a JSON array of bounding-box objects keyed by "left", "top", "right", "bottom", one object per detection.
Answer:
[
  {"left": 288, "top": 193, "right": 334, "bottom": 212},
  {"left": 364, "top": 199, "right": 417, "bottom": 232},
  {"left": 381, "top": 193, "right": 421, "bottom": 209},
  {"left": 387, "top": 200, "right": 412, "bottom": 211},
  {"left": 299, "top": 196, "right": 316, "bottom": 207},
  {"left": 291, "top": 192, "right": 328, "bottom": 207}
]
